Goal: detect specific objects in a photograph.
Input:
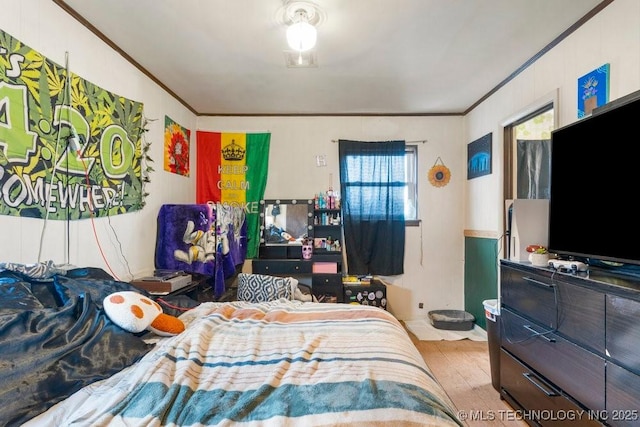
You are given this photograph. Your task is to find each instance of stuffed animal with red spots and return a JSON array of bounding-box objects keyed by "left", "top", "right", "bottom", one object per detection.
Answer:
[{"left": 104, "top": 291, "right": 185, "bottom": 336}]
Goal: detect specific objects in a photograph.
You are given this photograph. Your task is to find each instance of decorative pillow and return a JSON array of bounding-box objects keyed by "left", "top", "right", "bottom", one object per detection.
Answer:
[
  {"left": 103, "top": 291, "right": 185, "bottom": 336},
  {"left": 237, "top": 273, "right": 293, "bottom": 303}
]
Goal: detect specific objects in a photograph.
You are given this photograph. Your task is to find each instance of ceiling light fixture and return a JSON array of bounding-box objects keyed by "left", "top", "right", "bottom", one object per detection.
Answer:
[
  {"left": 286, "top": 9, "right": 316, "bottom": 52},
  {"left": 279, "top": 1, "right": 324, "bottom": 55}
]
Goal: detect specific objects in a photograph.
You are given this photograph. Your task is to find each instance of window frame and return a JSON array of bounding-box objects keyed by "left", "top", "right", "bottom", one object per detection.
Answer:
[{"left": 405, "top": 144, "right": 419, "bottom": 226}]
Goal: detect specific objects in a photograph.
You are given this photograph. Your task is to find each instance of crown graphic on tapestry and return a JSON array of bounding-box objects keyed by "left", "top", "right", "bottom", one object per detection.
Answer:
[{"left": 222, "top": 140, "right": 246, "bottom": 161}]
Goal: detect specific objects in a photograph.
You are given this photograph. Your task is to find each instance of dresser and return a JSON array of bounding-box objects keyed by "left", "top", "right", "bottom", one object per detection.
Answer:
[
  {"left": 499, "top": 260, "right": 640, "bottom": 426},
  {"left": 253, "top": 246, "right": 344, "bottom": 302}
]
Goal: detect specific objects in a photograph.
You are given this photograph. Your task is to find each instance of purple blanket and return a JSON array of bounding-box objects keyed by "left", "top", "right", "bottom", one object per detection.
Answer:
[
  {"left": 155, "top": 203, "right": 246, "bottom": 296},
  {"left": 155, "top": 204, "right": 216, "bottom": 275}
]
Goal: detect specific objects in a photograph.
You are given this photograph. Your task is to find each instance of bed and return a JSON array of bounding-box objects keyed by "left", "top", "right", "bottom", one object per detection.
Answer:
[{"left": 1, "top": 265, "right": 462, "bottom": 426}]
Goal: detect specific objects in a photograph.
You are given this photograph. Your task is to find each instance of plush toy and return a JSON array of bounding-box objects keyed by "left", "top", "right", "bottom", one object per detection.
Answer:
[{"left": 103, "top": 291, "right": 185, "bottom": 336}]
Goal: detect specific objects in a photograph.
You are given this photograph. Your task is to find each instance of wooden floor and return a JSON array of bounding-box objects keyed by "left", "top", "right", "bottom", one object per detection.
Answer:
[{"left": 405, "top": 327, "right": 528, "bottom": 427}]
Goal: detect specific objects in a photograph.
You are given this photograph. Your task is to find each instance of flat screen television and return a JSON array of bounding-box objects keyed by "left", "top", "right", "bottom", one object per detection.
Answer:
[{"left": 548, "top": 90, "right": 640, "bottom": 267}]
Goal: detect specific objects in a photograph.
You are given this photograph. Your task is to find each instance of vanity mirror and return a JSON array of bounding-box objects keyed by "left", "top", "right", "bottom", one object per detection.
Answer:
[{"left": 259, "top": 199, "right": 313, "bottom": 245}]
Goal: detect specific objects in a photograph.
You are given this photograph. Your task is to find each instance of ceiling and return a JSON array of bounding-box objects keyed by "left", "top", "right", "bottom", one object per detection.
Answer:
[{"left": 54, "top": 0, "right": 609, "bottom": 116}]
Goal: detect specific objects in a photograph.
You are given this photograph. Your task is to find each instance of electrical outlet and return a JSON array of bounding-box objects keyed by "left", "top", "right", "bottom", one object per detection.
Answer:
[{"left": 418, "top": 302, "right": 424, "bottom": 309}]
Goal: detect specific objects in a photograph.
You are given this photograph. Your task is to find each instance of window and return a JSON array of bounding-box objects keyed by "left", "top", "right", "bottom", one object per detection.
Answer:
[
  {"left": 501, "top": 94, "right": 557, "bottom": 260},
  {"left": 338, "top": 140, "right": 406, "bottom": 275},
  {"left": 340, "top": 150, "right": 405, "bottom": 220},
  {"left": 404, "top": 145, "right": 418, "bottom": 223},
  {"left": 504, "top": 106, "right": 554, "bottom": 200},
  {"left": 339, "top": 144, "right": 418, "bottom": 223}
]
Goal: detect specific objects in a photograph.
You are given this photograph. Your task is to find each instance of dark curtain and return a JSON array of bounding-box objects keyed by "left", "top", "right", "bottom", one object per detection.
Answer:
[
  {"left": 338, "top": 140, "right": 405, "bottom": 275},
  {"left": 516, "top": 139, "right": 551, "bottom": 199}
]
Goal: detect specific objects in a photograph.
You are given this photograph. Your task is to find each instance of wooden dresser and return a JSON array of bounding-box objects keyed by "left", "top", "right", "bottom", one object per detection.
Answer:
[{"left": 499, "top": 260, "right": 640, "bottom": 426}]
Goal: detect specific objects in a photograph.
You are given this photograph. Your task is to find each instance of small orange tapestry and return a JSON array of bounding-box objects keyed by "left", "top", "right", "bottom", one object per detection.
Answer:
[{"left": 164, "top": 116, "right": 190, "bottom": 176}]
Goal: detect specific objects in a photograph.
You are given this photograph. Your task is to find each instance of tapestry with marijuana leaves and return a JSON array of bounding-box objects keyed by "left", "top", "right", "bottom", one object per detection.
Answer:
[{"left": 0, "top": 28, "right": 145, "bottom": 220}]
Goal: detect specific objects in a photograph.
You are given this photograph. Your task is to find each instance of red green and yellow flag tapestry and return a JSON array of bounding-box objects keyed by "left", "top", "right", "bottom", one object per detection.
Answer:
[
  {"left": 0, "top": 28, "right": 145, "bottom": 220},
  {"left": 164, "top": 115, "right": 190, "bottom": 176},
  {"left": 196, "top": 131, "right": 270, "bottom": 258}
]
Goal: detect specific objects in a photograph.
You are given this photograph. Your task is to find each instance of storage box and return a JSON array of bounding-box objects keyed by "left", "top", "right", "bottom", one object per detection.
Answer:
[
  {"left": 312, "top": 262, "right": 338, "bottom": 274},
  {"left": 131, "top": 274, "right": 192, "bottom": 294},
  {"left": 344, "top": 282, "right": 387, "bottom": 310},
  {"left": 428, "top": 309, "right": 475, "bottom": 331}
]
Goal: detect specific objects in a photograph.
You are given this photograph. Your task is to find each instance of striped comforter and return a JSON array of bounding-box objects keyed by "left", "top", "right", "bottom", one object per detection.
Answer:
[{"left": 25, "top": 300, "right": 462, "bottom": 426}]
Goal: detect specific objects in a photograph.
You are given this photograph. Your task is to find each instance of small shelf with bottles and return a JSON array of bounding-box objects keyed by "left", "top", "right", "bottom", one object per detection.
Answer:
[
  {"left": 313, "top": 234, "right": 341, "bottom": 253},
  {"left": 310, "top": 188, "right": 343, "bottom": 303},
  {"left": 313, "top": 187, "right": 342, "bottom": 253},
  {"left": 313, "top": 209, "right": 341, "bottom": 226},
  {"left": 313, "top": 187, "right": 339, "bottom": 211}
]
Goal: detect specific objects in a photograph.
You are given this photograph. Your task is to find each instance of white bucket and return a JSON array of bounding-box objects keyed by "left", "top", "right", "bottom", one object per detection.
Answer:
[{"left": 483, "top": 299, "right": 499, "bottom": 322}]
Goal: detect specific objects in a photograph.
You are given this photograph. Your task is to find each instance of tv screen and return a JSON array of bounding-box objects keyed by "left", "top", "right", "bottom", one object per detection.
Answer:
[{"left": 548, "top": 93, "right": 640, "bottom": 266}]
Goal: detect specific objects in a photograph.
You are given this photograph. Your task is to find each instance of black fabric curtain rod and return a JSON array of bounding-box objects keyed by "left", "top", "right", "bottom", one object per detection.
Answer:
[{"left": 331, "top": 139, "right": 427, "bottom": 143}]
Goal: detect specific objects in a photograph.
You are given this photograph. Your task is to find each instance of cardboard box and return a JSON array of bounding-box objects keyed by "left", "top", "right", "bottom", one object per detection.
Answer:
[{"left": 131, "top": 274, "right": 192, "bottom": 294}]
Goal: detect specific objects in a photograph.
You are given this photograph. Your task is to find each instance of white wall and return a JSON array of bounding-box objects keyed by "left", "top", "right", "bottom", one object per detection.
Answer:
[
  {"left": 0, "top": 1, "right": 466, "bottom": 321},
  {"left": 464, "top": 0, "right": 640, "bottom": 239},
  {"left": 197, "top": 116, "right": 465, "bottom": 320},
  {"left": 8, "top": 0, "right": 631, "bottom": 321},
  {"left": 0, "top": 0, "right": 197, "bottom": 280}
]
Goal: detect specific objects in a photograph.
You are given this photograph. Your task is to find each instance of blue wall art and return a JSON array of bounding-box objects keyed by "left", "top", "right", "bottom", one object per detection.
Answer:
[
  {"left": 467, "top": 133, "right": 492, "bottom": 180},
  {"left": 577, "top": 63, "right": 610, "bottom": 118}
]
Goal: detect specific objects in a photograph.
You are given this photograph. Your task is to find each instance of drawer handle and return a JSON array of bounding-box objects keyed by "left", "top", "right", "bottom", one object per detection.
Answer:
[
  {"left": 522, "top": 372, "right": 560, "bottom": 397},
  {"left": 523, "top": 324, "right": 556, "bottom": 342},
  {"left": 523, "top": 276, "right": 555, "bottom": 288}
]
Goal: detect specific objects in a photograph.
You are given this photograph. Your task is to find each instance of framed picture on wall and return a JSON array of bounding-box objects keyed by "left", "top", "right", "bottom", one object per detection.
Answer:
[
  {"left": 577, "top": 63, "right": 610, "bottom": 118},
  {"left": 467, "top": 133, "right": 492, "bottom": 180}
]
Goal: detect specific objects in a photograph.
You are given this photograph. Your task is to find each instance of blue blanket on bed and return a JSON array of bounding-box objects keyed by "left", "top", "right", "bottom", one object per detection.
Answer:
[{"left": 0, "top": 267, "right": 152, "bottom": 426}]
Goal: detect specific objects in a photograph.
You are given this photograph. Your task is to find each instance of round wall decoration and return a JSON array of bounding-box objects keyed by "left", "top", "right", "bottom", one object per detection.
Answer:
[{"left": 428, "top": 157, "right": 451, "bottom": 188}]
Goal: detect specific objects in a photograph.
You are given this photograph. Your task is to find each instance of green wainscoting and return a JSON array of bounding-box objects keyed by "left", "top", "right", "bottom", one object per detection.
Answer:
[{"left": 464, "top": 235, "right": 498, "bottom": 330}]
